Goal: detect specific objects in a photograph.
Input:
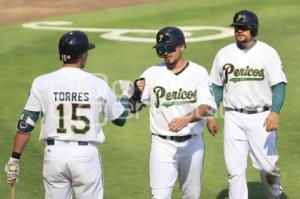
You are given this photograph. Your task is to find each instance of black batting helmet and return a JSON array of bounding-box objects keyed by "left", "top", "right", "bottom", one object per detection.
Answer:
[
  {"left": 230, "top": 10, "right": 259, "bottom": 36},
  {"left": 59, "top": 30, "right": 95, "bottom": 62},
  {"left": 153, "top": 27, "right": 185, "bottom": 57}
]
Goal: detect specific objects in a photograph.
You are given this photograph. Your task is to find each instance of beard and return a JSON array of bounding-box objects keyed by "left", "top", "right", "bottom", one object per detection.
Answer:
[
  {"left": 164, "top": 55, "right": 181, "bottom": 69},
  {"left": 165, "top": 59, "right": 179, "bottom": 70},
  {"left": 236, "top": 40, "right": 248, "bottom": 49},
  {"left": 235, "top": 34, "right": 256, "bottom": 50}
]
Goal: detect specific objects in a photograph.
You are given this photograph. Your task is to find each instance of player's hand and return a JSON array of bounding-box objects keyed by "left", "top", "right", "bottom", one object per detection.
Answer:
[
  {"left": 135, "top": 78, "right": 145, "bottom": 92},
  {"left": 207, "top": 117, "right": 218, "bottom": 137},
  {"left": 119, "top": 80, "right": 134, "bottom": 97},
  {"left": 168, "top": 116, "right": 190, "bottom": 132},
  {"left": 263, "top": 112, "right": 279, "bottom": 132},
  {"left": 5, "top": 157, "right": 20, "bottom": 185},
  {"left": 128, "top": 78, "right": 146, "bottom": 113}
]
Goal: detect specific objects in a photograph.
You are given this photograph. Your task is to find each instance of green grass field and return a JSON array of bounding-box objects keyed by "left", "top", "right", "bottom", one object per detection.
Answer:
[{"left": 1, "top": 0, "right": 300, "bottom": 198}]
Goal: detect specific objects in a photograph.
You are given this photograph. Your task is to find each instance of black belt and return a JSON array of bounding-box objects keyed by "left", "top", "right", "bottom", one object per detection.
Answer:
[
  {"left": 46, "top": 139, "right": 88, "bottom": 146},
  {"left": 153, "top": 134, "right": 194, "bottom": 142},
  {"left": 225, "top": 106, "right": 270, "bottom": 114}
]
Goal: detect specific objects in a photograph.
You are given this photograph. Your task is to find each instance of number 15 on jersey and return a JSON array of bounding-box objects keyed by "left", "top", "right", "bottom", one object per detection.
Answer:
[{"left": 56, "top": 103, "right": 91, "bottom": 134}]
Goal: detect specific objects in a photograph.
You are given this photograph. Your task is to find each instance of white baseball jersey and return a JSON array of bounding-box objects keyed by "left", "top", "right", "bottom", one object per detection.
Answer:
[
  {"left": 24, "top": 67, "right": 124, "bottom": 143},
  {"left": 210, "top": 40, "right": 287, "bottom": 109},
  {"left": 141, "top": 61, "right": 216, "bottom": 136}
]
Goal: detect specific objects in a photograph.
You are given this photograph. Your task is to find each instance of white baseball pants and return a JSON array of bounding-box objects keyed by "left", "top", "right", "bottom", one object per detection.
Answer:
[
  {"left": 224, "top": 111, "right": 282, "bottom": 199},
  {"left": 43, "top": 140, "right": 103, "bottom": 199},
  {"left": 150, "top": 134, "right": 204, "bottom": 199}
]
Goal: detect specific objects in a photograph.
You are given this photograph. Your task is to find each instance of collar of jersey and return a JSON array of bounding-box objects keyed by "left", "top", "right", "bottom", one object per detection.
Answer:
[{"left": 174, "top": 61, "right": 189, "bottom": 76}]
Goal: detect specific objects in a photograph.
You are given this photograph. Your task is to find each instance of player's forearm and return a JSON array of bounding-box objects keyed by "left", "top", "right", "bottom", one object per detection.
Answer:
[
  {"left": 112, "top": 95, "right": 129, "bottom": 126},
  {"left": 271, "top": 82, "right": 286, "bottom": 113},
  {"left": 11, "top": 131, "right": 31, "bottom": 159},
  {"left": 186, "top": 104, "right": 213, "bottom": 123},
  {"left": 212, "top": 84, "right": 223, "bottom": 108}
]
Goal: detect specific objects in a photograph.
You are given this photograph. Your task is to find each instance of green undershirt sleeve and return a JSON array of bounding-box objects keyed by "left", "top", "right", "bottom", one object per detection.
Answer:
[
  {"left": 23, "top": 110, "right": 40, "bottom": 122},
  {"left": 271, "top": 82, "right": 286, "bottom": 113},
  {"left": 112, "top": 95, "right": 129, "bottom": 126},
  {"left": 212, "top": 84, "right": 223, "bottom": 108}
]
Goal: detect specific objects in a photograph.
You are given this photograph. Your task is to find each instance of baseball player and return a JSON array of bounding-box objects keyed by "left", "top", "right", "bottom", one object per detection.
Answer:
[
  {"left": 4, "top": 30, "right": 133, "bottom": 199},
  {"left": 130, "top": 27, "right": 216, "bottom": 199},
  {"left": 208, "top": 10, "right": 287, "bottom": 199}
]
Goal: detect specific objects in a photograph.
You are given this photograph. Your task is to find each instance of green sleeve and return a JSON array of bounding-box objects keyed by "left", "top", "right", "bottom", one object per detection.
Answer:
[
  {"left": 23, "top": 110, "right": 40, "bottom": 122},
  {"left": 212, "top": 84, "right": 223, "bottom": 108},
  {"left": 271, "top": 82, "right": 286, "bottom": 113},
  {"left": 112, "top": 95, "right": 129, "bottom": 126}
]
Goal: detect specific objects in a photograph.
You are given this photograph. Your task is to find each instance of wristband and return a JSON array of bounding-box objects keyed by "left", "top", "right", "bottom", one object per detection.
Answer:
[{"left": 12, "top": 151, "right": 21, "bottom": 159}]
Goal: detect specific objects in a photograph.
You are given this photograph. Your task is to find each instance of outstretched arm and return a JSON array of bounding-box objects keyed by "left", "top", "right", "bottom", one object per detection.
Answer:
[
  {"left": 111, "top": 80, "right": 133, "bottom": 126},
  {"left": 168, "top": 104, "right": 215, "bottom": 132},
  {"left": 112, "top": 95, "right": 130, "bottom": 126}
]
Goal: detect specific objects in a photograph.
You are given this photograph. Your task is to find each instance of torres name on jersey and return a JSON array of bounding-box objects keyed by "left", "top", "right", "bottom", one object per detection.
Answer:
[{"left": 53, "top": 92, "right": 90, "bottom": 102}]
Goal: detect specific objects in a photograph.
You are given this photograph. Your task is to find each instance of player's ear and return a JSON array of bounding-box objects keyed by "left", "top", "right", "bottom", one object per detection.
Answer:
[
  {"left": 78, "top": 52, "right": 88, "bottom": 62},
  {"left": 178, "top": 44, "right": 186, "bottom": 52}
]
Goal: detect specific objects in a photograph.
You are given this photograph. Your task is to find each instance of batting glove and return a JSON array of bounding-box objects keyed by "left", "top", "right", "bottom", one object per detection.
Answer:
[
  {"left": 5, "top": 157, "right": 20, "bottom": 184},
  {"left": 119, "top": 80, "right": 134, "bottom": 97}
]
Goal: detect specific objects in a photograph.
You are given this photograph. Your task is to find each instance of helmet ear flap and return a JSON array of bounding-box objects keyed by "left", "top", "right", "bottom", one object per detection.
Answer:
[{"left": 250, "top": 28, "right": 257, "bottom": 37}]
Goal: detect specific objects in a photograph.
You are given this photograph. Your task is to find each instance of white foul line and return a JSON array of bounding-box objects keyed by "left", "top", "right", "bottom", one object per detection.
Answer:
[{"left": 22, "top": 21, "right": 232, "bottom": 43}]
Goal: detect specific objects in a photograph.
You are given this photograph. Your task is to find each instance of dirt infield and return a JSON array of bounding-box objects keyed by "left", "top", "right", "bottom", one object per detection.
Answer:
[{"left": 0, "top": 0, "right": 162, "bottom": 25}]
